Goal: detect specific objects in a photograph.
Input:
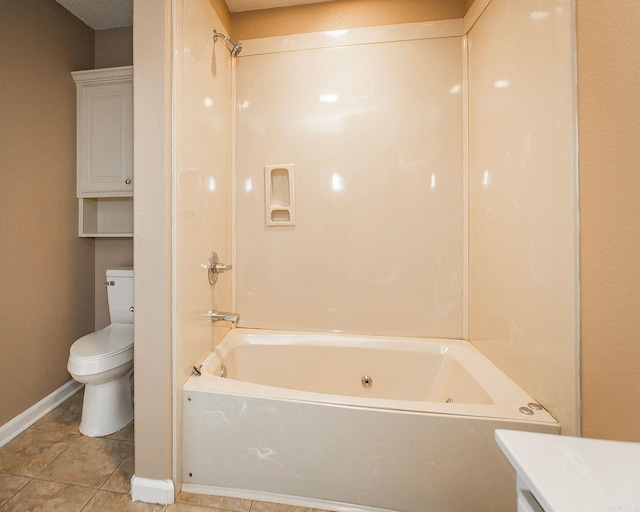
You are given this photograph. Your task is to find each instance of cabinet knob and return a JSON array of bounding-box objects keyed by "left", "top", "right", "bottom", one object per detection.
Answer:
[{"left": 125, "top": 179, "right": 131, "bottom": 185}]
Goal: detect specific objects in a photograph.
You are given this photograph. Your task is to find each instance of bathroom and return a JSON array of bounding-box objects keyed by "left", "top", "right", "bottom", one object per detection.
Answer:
[{"left": 1, "top": 0, "right": 639, "bottom": 510}]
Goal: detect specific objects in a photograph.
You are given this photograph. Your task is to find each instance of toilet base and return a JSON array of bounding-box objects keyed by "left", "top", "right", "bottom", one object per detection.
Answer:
[{"left": 80, "top": 371, "right": 133, "bottom": 437}]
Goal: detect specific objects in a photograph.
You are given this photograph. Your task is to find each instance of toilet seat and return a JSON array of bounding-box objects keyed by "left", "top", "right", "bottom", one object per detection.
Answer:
[{"left": 68, "top": 324, "right": 133, "bottom": 377}]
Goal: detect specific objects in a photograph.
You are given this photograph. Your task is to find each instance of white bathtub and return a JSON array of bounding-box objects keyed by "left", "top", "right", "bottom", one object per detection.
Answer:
[{"left": 182, "top": 329, "right": 559, "bottom": 512}]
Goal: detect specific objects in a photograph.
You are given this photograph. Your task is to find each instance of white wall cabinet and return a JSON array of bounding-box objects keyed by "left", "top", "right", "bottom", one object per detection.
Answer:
[{"left": 72, "top": 66, "right": 133, "bottom": 237}]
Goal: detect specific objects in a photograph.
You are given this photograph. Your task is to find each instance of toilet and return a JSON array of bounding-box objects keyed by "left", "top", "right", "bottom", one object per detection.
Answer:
[{"left": 68, "top": 269, "right": 134, "bottom": 437}]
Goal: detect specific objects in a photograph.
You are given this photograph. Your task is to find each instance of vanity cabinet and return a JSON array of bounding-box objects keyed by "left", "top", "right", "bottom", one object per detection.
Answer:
[
  {"left": 72, "top": 66, "right": 133, "bottom": 237},
  {"left": 495, "top": 429, "right": 640, "bottom": 512}
]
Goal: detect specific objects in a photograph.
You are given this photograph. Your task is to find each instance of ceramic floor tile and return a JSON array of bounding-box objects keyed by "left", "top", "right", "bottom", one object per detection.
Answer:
[
  {"left": 82, "top": 490, "right": 167, "bottom": 511},
  {"left": 105, "top": 419, "right": 134, "bottom": 442},
  {"left": 31, "top": 392, "right": 83, "bottom": 434},
  {"left": 0, "top": 429, "right": 79, "bottom": 477},
  {"left": 1, "top": 478, "right": 96, "bottom": 512},
  {"left": 101, "top": 449, "right": 133, "bottom": 493},
  {"left": 177, "top": 492, "right": 251, "bottom": 512},
  {"left": 0, "top": 472, "right": 31, "bottom": 507},
  {"left": 37, "top": 436, "right": 132, "bottom": 488}
]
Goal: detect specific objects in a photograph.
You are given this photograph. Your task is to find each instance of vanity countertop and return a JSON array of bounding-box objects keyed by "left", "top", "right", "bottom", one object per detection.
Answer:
[{"left": 495, "top": 429, "right": 640, "bottom": 512}]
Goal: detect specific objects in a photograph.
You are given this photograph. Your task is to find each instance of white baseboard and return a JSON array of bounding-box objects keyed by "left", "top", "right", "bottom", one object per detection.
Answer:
[
  {"left": 0, "top": 379, "right": 83, "bottom": 448},
  {"left": 131, "top": 475, "right": 175, "bottom": 505}
]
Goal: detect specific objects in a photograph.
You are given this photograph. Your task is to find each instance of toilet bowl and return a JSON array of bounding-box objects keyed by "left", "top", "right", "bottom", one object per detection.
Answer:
[{"left": 68, "top": 269, "right": 134, "bottom": 437}]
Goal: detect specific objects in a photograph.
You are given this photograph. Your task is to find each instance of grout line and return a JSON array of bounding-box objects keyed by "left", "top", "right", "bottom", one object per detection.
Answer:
[
  {"left": 30, "top": 476, "right": 104, "bottom": 491},
  {"left": 78, "top": 487, "right": 104, "bottom": 512},
  {"left": 0, "top": 468, "right": 34, "bottom": 479},
  {"left": 0, "top": 473, "right": 31, "bottom": 510},
  {"left": 25, "top": 428, "right": 80, "bottom": 483}
]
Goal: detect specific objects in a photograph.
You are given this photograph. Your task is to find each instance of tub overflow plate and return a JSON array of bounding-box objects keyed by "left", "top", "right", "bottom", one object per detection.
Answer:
[{"left": 361, "top": 375, "right": 373, "bottom": 388}]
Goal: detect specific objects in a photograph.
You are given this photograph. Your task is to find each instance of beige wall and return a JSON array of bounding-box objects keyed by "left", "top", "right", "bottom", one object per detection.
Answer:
[
  {"left": 577, "top": 0, "right": 640, "bottom": 441},
  {"left": 231, "top": 0, "right": 466, "bottom": 39},
  {"left": 0, "top": 0, "right": 95, "bottom": 426},
  {"left": 133, "top": 0, "right": 174, "bottom": 483},
  {"left": 95, "top": 27, "right": 134, "bottom": 69},
  {"left": 94, "top": 27, "right": 135, "bottom": 330}
]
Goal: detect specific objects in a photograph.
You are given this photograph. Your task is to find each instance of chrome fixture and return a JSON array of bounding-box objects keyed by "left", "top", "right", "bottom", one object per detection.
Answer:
[
  {"left": 206, "top": 310, "right": 240, "bottom": 324},
  {"left": 220, "top": 365, "right": 227, "bottom": 378},
  {"left": 361, "top": 375, "right": 373, "bottom": 388},
  {"left": 519, "top": 403, "right": 543, "bottom": 415},
  {"left": 201, "top": 251, "right": 232, "bottom": 285},
  {"left": 212, "top": 29, "right": 242, "bottom": 57},
  {"left": 193, "top": 365, "right": 202, "bottom": 376}
]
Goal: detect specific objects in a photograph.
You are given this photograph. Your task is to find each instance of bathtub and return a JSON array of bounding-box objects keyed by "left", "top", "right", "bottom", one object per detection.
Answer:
[{"left": 182, "top": 329, "right": 559, "bottom": 512}]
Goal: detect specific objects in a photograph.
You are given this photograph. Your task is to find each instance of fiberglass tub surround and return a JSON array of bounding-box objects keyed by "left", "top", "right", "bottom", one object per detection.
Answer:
[
  {"left": 183, "top": 329, "right": 558, "bottom": 512},
  {"left": 229, "top": 0, "right": 578, "bottom": 431},
  {"left": 174, "top": 0, "right": 579, "bottom": 510}
]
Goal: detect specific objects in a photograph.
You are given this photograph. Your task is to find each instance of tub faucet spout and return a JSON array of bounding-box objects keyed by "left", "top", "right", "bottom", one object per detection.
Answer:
[{"left": 207, "top": 310, "right": 240, "bottom": 324}]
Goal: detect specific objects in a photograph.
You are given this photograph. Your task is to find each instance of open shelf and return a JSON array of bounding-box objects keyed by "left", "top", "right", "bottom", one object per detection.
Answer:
[{"left": 79, "top": 197, "right": 133, "bottom": 238}]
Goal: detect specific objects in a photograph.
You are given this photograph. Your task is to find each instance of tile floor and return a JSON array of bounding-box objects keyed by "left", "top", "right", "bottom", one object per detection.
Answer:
[{"left": 0, "top": 390, "right": 332, "bottom": 512}]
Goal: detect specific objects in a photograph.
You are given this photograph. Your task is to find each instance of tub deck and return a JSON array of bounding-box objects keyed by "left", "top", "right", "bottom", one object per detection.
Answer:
[{"left": 186, "top": 328, "right": 558, "bottom": 423}]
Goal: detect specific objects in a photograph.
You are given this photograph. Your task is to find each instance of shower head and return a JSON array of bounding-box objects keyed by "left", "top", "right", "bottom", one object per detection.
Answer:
[
  {"left": 226, "top": 38, "right": 243, "bottom": 57},
  {"left": 212, "top": 29, "right": 243, "bottom": 57}
]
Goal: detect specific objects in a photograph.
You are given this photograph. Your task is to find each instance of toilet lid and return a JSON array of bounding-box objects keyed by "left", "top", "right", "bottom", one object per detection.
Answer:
[{"left": 70, "top": 324, "right": 133, "bottom": 360}]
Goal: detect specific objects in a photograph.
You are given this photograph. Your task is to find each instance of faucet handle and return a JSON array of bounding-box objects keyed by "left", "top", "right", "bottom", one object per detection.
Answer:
[{"left": 201, "top": 251, "right": 232, "bottom": 285}]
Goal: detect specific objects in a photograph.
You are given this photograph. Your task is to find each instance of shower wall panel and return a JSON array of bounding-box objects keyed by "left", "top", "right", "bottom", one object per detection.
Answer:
[
  {"left": 174, "top": 0, "right": 233, "bottom": 487},
  {"left": 235, "top": 35, "right": 464, "bottom": 338},
  {"left": 467, "top": 0, "right": 579, "bottom": 433},
  {"left": 175, "top": 0, "right": 233, "bottom": 387}
]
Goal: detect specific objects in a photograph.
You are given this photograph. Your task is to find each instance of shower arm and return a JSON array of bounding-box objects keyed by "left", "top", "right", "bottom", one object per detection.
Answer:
[
  {"left": 212, "top": 29, "right": 242, "bottom": 57},
  {"left": 211, "top": 29, "right": 225, "bottom": 43}
]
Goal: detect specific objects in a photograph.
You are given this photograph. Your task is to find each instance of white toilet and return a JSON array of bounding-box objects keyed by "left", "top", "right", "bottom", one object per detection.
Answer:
[{"left": 68, "top": 269, "right": 134, "bottom": 437}]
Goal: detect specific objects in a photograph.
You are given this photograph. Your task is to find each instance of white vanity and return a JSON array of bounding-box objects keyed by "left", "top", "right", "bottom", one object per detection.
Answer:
[{"left": 496, "top": 429, "right": 640, "bottom": 512}]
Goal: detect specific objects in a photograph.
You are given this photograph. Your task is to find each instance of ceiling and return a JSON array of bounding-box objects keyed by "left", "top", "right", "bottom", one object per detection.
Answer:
[
  {"left": 56, "top": 0, "right": 333, "bottom": 30},
  {"left": 56, "top": 0, "right": 133, "bottom": 30}
]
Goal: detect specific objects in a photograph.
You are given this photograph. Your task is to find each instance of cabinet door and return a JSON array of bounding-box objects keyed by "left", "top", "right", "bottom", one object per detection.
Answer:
[{"left": 78, "top": 82, "right": 132, "bottom": 196}]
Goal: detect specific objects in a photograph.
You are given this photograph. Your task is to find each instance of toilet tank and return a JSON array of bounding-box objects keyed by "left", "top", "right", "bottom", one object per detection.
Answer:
[{"left": 106, "top": 268, "right": 134, "bottom": 324}]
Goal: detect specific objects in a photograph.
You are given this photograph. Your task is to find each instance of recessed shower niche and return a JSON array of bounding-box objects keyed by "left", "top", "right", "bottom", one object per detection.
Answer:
[{"left": 264, "top": 164, "right": 296, "bottom": 226}]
